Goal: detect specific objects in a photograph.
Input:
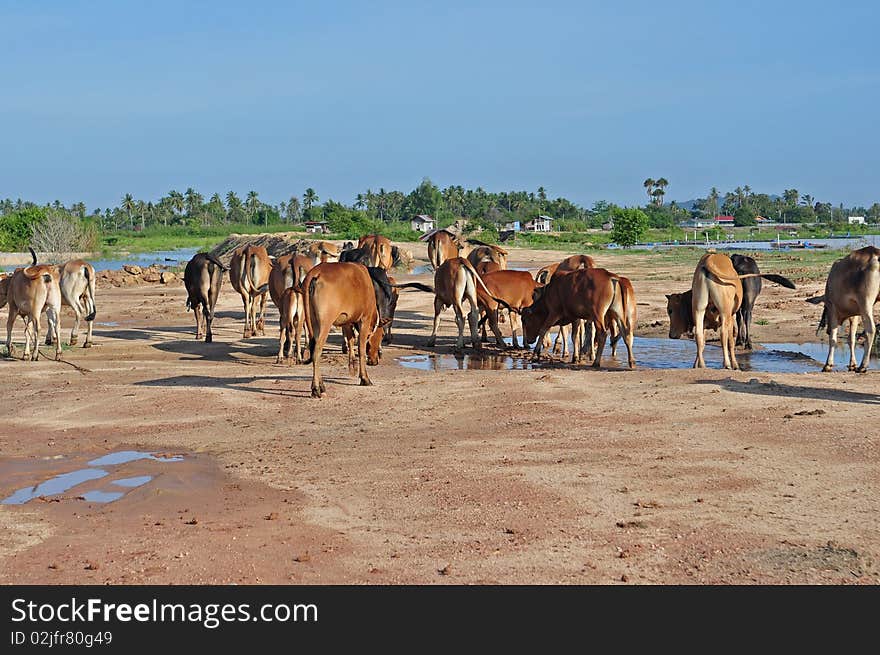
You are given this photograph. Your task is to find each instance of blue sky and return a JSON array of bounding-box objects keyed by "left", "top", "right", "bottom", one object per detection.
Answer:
[{"left": 3, "top": 0, "right": 879, "bottom": 210}]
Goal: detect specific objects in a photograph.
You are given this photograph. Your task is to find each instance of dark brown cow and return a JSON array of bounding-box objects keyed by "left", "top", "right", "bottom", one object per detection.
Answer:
[
  {"left": 229, "top": 245, "right": 271, "bottom": 338},
  {"left": 184, "top": 252, "right": 227, "bottom": 343},
  {"left": 520, "top": 267, "right": 632, "bottom": 367},
  {"left": 808, "top": 245, "right": 880, "bottom": 372},
  {"left": 302, "top": 262, "right": 389, "bottom": 398}
]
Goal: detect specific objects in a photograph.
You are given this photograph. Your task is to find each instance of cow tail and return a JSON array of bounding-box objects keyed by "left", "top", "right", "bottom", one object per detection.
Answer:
[
  {"left": 817, "top": 305, "right": 828, "bottom": 336},
  {"left": 429, "top": 239, "right": 441, "bottom": 270},
  {"left": 84, "top": 265, "right": 97, "bottom": 321},
  {"left": 305, "top": 275, "right": 319, "bottom": 358}
]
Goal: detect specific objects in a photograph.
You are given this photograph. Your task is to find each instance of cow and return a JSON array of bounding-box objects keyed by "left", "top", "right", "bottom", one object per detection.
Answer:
[
  {"left": 3, "top": 258, "right": 62, "bottom": 361},
  {"left": 301, "top": 262, "right": 389, "bottom": 398},
  {"left": 425, "top": 230, "right": 461, "bottom": 270},
  {"left": 729, "top": 254, "right": 762, "bottom": 349},
  {"left": 534, "top": 255, "right": 596, "bottom": 356},
  {"left": 43, "top": 258, "right": 98, "bottom": 349},
  {"left": 466, "top": 239, "right": 508, "bottom": 270},
  {"left": 806, "top": 246, "right": 879, "bottom": 372},
  {"left": 475, "top": 269, "right": 540, "bottom": 348},
  {"left": 427, "top": 257, "right": 503, "bottom": 352},
  {"left": 339, "top": 244, "right": 373, "bottom": 266},
  {"left": 306, "top": 241, "right": 340, "bottom": 266},
  {"left": 229, "top": 245, "right": 271, "bottom": 338},
  {"left": 184, "top": 252, "right": 228, "bottom": 343},
  {"left": 684, "top": 253, "right": 795, "bottom": 369},
  {"left": 519, "top": 267, "right": 634, "bottom": 368},
  {"left": 475, "top": 260, "right": 502, "bottom": 275},
  {"left": 357, "top": 234, "right": 394, "bottom": 270},
  {"left": 268, "top": 253, "right": 313, "bottom": 363},
  {"left": 665, "top": 290, "right": 722, "bottom": 339}
]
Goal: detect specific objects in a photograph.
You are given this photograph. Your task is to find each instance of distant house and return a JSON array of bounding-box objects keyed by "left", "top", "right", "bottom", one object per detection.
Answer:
[
  {"left": 503, "top": 220, "right": 521, "bottom": 232},
  {"left": 411, "top": 214, "right": 434, "bottom": 232},
  {"left": 755, "top": 215, "right": 772, "bottom": 224},
  {"left": 715, "top": 215, "right": 735, "bottom": 226},
  {"left": 679, "top": 218, "right": 712, "bottom": 229},
  {"left": 524, "top": 215, "right": 552, "bottom": 232},
  {"left": 304, "top": 221, "right": 329, "bottom": 234},
  {"left": 848, "top": 216, "right": 866, "bottom": 225}
]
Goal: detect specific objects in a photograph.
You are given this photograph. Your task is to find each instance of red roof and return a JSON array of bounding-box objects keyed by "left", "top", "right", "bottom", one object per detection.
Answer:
[{"left": 715, "top": 215, "right": 734, "bottom": 222}]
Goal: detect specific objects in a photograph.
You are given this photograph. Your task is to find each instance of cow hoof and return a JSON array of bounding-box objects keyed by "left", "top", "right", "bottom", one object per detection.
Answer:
[
  {"left": 275, "top": 356, "right": 283, "bottom": 364},
  {"left": 426, "top": 338, "right": 436, "bottom": 348},
  {"left": 856, "top": 366, "right": 868, "bottom": 373},
  {"left": 83, "top": 342, "right": 93, "bottom": 349},
  {"left": 360, "top": 378, "right": 373, "bottom": 387},
  {"left": 205, "top": 335, "right": 212, "bottom": 344},
  {"left": 55, "top": 352, "right": 62, "bottom": 361},
  {"left": 69, "top": 337, "right": 78, "bottom": 346},
  {"left": 822, "top": 364, "right": 833, "bottom": 372},
  {"left": 311, "top": 388, "right": 322, "bottom": 398}
]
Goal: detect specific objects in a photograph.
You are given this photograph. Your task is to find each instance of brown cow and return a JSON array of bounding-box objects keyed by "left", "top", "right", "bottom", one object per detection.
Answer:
[
  {"left": 475, "top": 260, "right": 502, "bottom": 275},
  {"left": 686, "top": 253, "right": 795, "bottom": 369},
  {"left": 427, "top": 257, "right": 502, "bottom": 351},
  {"left": 425, "top": 230, "right": 460, "bottom": 270},
  {"left": 358, "top": 234, "right": 394, "bottom": 270},
  {"left": 229, "top": 245, "right": 271, "bottom": 338},
  {"left": 808, "top": 245, "right": 879, "bottom": 372},
  {"left": 665, "top": 290, "right": 722, "bottom": 338},
  {"left": 306, "top": 241, "right": 340, "bottom": 266},
  {"left": 302, "top": 262, "right": 389, "bottom": 398},
  {"left": 3, "top": 262, "right": 62, "bottom": 361},
  {"left": 476, "top": 270, "right": 539, "bottom": 348},
  {"left": 46, "top": 258, "right": 97, "bottom": 348},
  {"left": 268, "top": 253, "right": 313, "bottom": 363},
  {"left": 184, "top": 252, "right": 227, "bottom": 343},
  {"left": 520, "top": 267, "right": 632, "bottom": 367},
  {"left": 466, "top": 240, "right": 508, "bottom": 270}
]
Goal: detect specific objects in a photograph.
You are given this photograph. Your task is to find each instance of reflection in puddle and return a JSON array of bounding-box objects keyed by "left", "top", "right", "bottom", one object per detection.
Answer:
[
  {"left": 2, "top": 469, "right": 108, "bottom": 505},
  {"left": 88, "top": 451, "right": 183, "bottom": 466},
  {"left": 2, "top": 451, "right": 182, "bottom": 505},
  {"left": 398, "top": 338, "right": 848, "bottom": 374},
  {"left": 112, "top": 475, "right": 153, "bottom": 488}
]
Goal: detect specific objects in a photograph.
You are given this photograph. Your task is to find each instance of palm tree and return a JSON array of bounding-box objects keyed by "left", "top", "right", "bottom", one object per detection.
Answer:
[
  {"left": 303, "top": 188, "right": 318, "bottom": 212},
  {"left": 707, "top": 187, "right": 720, "bottom": 220},
  {"left": 643, "top": 178, "right": 655, "bottom": 204},
  {"left": 246, "top": 191, "right": 259, "bottom": 225},
  {"left": 287, "top": 197, "right": 301, "bottom": 223},
  {"left": 121, "top": 193, "right": 135, "bottom": 229},
  {"left": 167, "top": 190, "right": 184, "bottom": 223},
  {"left": 654, "top": 178, "right": 669, "bottom": 206},
  {"left": 354, "top": 193, "right": 366, "bottom": 211},
  {"left": 801, "top": 193, "right": 814, "bottom": 207},
  {"left": 184, "top": 187, "right": 203, "bottom": 218},
  {"left": 783, "top": 189, "right": 799, "bottom": 208}
]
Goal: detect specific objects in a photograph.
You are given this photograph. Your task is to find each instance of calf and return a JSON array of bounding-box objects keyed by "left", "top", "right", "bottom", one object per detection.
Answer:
[
  {"left": 4, "top": 262, "right": 62, "bottom": 361},
  {"left": 301, "top": 262, "right": 389, "bottom": 398},
  {"left": 184, "top": 252, "right": 228, "bottom": 343},
  {"left": 229, "top": 245, "right": 271, "bottom": 338}
]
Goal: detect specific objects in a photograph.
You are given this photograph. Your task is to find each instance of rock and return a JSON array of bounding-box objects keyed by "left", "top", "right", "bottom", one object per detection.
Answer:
[
  {"left": 160, "top": 271, "right": 177, "bottom": 284},
  {"left": 265, "top": 512, "right": 279, "bottom": 521},
  {"left": 142, "top": 271, "right": 162, "bottom": 283},
  {"left": 84, "top": 561, "right": 99, "bottom": 570},
  {"left": 123, "top": 264, "right": 142, "bottom": 275},
  {"left": 184, "top": 517, "right": 198, "bottom": 525},
  {"left": 437, "top": 564, "right": 451, "bottom": 576},
  {"left": 293, "top": 552, "right": 311, "bottom": 563}
]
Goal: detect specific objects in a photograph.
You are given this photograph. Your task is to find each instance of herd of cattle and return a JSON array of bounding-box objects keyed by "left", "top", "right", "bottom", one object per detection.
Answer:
[{"left": 2, "top": 233, "right": 878, "bottom": 397}]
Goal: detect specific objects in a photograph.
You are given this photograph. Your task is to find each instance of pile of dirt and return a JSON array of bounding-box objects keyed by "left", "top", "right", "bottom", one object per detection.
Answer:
[{"left": 96, "top": 265, "right": 180, "bottom": 288}]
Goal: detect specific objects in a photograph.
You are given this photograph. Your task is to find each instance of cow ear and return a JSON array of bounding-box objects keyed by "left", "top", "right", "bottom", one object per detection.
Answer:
[{"left": 665, "top": 294, "right": 671, "bottom": 299}]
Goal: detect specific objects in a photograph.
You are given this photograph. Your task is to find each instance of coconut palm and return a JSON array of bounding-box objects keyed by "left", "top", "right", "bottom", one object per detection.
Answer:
[
  {"left": 246, "top": 191, "right": 259, "bottom": 225},
  {"left": 121, "top": 193, "right": 135, "bottom": 229},
  {"left": 654, "top": 178, "right": 669, "bottom": 206},
  {"left": 643, "top": 178, "right": 655, "bottom": 204},
  {"left": 303, "top": 188, "right": 318, "bottom": 212},
  {"left": 708, "top": 187, "right": 720, "bottom": 220},
  {"left": 167, "top": 190, "right": 184, "bottom": 223}
]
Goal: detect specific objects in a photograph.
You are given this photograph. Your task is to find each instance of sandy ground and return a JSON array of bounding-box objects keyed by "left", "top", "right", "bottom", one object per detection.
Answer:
[{"left": 1, "top": 246, "right": 878, "bottom": 585}]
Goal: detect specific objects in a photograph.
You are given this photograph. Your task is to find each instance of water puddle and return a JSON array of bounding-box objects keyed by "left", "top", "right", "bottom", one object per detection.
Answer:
[
  {"left": 96, "top": 321, "right": 119, "bottom": 327},
  {"left": 397, "top": 337, "right": 855, "bottom": 373},
  {"left": 88, "top": 451, "right": 183, "bottom": 466},
  {"left": 111, "top": 475, "right": 153, "bottom": 488},
  {"left": 2, "top": 469, "right": 108, "bottom": 505},
  {"left": 2, "top": 451, "right": 182, "bottom": 505}
]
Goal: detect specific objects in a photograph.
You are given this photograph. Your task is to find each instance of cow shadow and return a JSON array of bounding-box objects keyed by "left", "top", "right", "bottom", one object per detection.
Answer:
[
  {"left": 694, "top": 377, "right": 880, "bottom": 405},
  {"left": 93, "top": 326, "right": 194, "bottom": 341},
  {"left": 151, "top": 337, "right": 281, "bottom": 362},
  {"left": 133, "top": 373, "right": 336, "bottom": 398}
]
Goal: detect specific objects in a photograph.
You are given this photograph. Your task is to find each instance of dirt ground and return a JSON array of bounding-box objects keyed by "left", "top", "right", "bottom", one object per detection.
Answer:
[{"left": 1, "top": 246, "right": 878, "bottom": 585}]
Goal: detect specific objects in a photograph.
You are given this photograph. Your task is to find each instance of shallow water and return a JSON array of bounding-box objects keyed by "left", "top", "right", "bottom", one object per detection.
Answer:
[
  {"left": 396, "top": 337, "right": 866, "bottom": 373},
  {"left": 88, "top": 247, "right": 199, "bottom": 272},
  {"left": 2, "top": 450, "right": 182, "bottom": 505}
]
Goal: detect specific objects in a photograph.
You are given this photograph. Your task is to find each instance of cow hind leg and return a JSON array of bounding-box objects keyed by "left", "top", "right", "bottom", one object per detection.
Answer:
[
  {"left": 427, "top": 297, "right": 443, "bottom": 347},
  {"left": 194, "top": 304, "right": 203, "bottom": 340},
  {"left": 846, "top": 316, "right": 859, "bottom": 371},
  {"left": 856, "top": 311, "right": 875, "bottom": 373},
  {"left": 822, "top": 318, "right": 839, "bottom": 372},
  {"left": 357, "top": 320, "right": 372, "bottom": 386},
  {"left": 310, "top": 324, "right": 332, "bottom": 398}
]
